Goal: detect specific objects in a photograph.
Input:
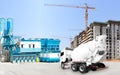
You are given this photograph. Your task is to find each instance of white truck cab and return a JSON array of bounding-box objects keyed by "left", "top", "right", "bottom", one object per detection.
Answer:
[{"left": 60, "top": 47, "right": 73, "bottom": 63}]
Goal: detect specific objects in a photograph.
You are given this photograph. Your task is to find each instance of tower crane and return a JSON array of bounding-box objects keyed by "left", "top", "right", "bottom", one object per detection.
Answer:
[{"left": 45, "top": 3, "right": 95, "bottom": 42}]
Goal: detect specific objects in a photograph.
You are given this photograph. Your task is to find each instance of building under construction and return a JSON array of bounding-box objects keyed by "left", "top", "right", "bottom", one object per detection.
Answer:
[{"left": 71, "top": 20, "right": 120, "bottom": 60}]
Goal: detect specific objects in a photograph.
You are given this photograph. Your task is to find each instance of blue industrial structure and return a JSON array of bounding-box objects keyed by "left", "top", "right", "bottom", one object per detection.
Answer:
[
  {"left": 40, "top": 39, "right": 60, "bottom": 62},
  {"left": 0, "top": 18, "right": 60, "bottom": 63}
]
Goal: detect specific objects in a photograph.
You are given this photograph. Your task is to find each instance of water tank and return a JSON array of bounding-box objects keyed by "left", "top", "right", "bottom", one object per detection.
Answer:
[
  {"left": 0, "top": 18, "right": 5, "bottom": 35},
  {"left": 0, "top": 18, "right": 5, "bottom": 44},
  {"left": 7, "top": 18, "right": 13, "bottom": 34}
]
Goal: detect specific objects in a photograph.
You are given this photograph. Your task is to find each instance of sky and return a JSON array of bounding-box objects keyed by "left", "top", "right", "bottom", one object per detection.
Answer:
[{"left": 0, "top": 0, "right": 120, "bottom": 49}]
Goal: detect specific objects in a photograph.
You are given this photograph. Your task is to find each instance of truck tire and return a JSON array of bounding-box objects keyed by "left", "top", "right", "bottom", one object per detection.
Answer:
[
  {"left": 79, "top": 64, "right": 89, "bottom": 73},
  {"left": 71, "top": 64, "right": 78, "bottom": 71},
  {"left": 61, "top": 62, "right": 65, "bottom": 69},
  {"left": 90, "top": 64, "right": 97, "bottom": 71},
  {"left": 91, "top": 67, "right": 97, "bottom": 71}
]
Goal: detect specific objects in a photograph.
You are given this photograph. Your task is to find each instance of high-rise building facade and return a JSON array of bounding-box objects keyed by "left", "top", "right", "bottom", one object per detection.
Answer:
[{"left": 71, "top": 20, "right": 120, "bottom": 59}]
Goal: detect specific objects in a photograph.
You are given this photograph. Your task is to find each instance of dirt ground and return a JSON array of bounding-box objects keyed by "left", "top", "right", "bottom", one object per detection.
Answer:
[{"left": 0, "top": 62, "right": 119, "bottom": 75}]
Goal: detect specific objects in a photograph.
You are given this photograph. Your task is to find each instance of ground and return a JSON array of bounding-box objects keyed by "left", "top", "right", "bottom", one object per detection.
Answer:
[{"left": 0, "top": 62, "right": 119, "bottom": 75}]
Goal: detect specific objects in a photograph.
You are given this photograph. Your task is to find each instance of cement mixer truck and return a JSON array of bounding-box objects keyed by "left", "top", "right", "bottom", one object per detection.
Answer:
[{"left": 60, "top": 35, "right": 107, "bottom": 73}]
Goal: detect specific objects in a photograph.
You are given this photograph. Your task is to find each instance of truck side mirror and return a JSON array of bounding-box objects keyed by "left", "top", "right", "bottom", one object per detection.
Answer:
[{"left": 60, "top": 52, "right": 64, "bottom": 56}]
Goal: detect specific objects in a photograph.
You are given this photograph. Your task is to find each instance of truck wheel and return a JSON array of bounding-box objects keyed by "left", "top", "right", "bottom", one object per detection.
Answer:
[
  {"left": 91, "top": 67, "right": 97, "bottom": 71},
  {"left": 79, "top": 64, "right": 89, "bottom": 73},
  {"left": 61, "top": 62, "right": 65, "bottom": 69},
  {"left": 71, "top": 64, "right": 78, "bottom": 71},
  {"left": 90, "top": 64, "right": 97, "bottom": 71}
]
